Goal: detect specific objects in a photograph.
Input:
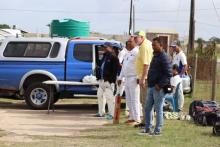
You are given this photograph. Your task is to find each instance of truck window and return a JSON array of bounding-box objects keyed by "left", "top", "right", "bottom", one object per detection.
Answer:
[
  {"left": 50, "top": 42, "right": 60, "bottom": 58},
  {"left": 95, "top": 45, "right": 104, "bottom": 65},
  {"left": 3, "top": 42, "right": 51, "bottom": 58},
  {"left": 73, "top": 44, "right": 93, "bottom": 62}
]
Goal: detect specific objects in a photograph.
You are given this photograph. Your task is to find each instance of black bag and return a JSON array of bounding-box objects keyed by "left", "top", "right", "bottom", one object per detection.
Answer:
[
  {"left": 213, "top": 112, "right": 220, "bottom": 136},
  {"left": 189, "top": 100, "right": 218, "bottom": 117},
  {"left": 163, "top": 84, "right": 173, "bottom": 94},
  {"left": 189, "top": 100, "right": 219, "bottom": 126}
]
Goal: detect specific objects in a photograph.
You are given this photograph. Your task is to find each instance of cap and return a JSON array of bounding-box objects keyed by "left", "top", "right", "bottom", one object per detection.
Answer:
[
  {"left": 133, "top": 31, "right": 146, "bottom": 37},
  {"left": 102, "top": 42, "right": 113, "bottom": 48},
  {"left": 112, "top": 43, "right": 123, "bottom": 50},
  {"left": 170, "top": 40, "right": 181, "bottom": 47}
]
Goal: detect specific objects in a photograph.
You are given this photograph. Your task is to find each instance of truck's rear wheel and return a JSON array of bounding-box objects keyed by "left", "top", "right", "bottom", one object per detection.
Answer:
[{"left": 25, "top": 82, "right": 54, "bottom": 109}]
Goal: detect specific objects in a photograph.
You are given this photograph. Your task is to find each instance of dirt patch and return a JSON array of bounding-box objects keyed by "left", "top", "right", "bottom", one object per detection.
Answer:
[
  {"left": 0, "top": 101, "right": 110, "bottom": 137},
  {"left": 0, "top": 134, "right": 39, "bottom": 143}
]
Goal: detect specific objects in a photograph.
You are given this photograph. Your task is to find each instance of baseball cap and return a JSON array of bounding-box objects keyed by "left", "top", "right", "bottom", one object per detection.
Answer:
[
  {"left": 112, "top": 43, "right": 123, "bottom": 50},
  {"left": 102, "top": 42, "right": 113, "bottom": 48},
  {"left": 170, "top": 40, "right": 181, "bottom": 47},
  {"left": 133, "top": 31, "right": 146, "bottom": 37}
]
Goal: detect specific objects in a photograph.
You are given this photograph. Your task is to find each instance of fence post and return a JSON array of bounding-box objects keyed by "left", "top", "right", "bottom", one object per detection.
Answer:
[
  {"left": 191, "top": 54, "right": 198, "bottom": 98},
  {"left": 211, "top": 57, "right": 217, "bottom": 101}
]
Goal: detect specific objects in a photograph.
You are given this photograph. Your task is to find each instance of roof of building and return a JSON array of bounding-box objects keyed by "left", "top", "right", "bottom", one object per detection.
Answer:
[
  {"left": 1, "top": 29, "right": 22, "bottom": 36},
  {"left": 146, "top": 28, "right": 178, "bottom": 34}
]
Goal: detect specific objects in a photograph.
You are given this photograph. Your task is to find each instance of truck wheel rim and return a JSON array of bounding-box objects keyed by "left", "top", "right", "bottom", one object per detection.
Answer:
[{"left": 30, "top": 88, "right": 48, "bottom": 105}]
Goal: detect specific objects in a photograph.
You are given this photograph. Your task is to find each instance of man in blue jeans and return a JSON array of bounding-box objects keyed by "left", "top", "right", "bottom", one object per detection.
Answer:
[{"left": 139, "top": 37, "right": 172, "bottom": 136}]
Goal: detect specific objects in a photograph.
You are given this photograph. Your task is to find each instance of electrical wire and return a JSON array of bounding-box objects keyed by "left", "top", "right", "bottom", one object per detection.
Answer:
[
  {"left": 0, "top": 8, "right": 220, "bottom": 14},
  {"left": 136, "top": 18, "right": 188, "bottom": 23},
  {"left": 211, "top": 0, "right": 220, "bottom": 24},
  {"left": 196, "top": 21, "right": 220, "bottom": 28},
  {"left": 174, "top": 0, "right": 182, "bottom": 28}
]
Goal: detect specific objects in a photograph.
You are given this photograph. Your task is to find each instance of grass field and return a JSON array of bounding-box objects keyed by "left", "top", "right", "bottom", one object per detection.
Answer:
[
  {"left": 192, "top": 80, "right": 220, "bottom": 103},
  {"left": 0, "top": 96, "right": 219, "bottom": 147},
  {"left": 216, "top": 52, "right": 220, "bottom": 59},
  {"left": 0, "top": 80, "right": 219, "bottom": 147}
]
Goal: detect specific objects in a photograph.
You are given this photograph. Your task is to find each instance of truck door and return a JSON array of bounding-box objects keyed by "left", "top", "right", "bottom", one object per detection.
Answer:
[{"left": 65, "top": 41, "right": 96, "bottom": 94}]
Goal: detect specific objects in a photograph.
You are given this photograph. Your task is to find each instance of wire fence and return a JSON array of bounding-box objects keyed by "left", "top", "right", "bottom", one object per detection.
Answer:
[
  {"left": 189, "top": 56, "right": 220, "bottom": 103},
  {"left": 216, "top": 61, "right": 220, "bottom": 103}
]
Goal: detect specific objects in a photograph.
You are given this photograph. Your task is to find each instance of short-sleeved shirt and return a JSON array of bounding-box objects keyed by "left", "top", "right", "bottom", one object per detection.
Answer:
[
  {"left": 170, "top": 75, "right": 182, "bottom": 93},
  {"left": 135, "top": 39, "right": 153, "bottom": 79},
  {"left": 119, "top": 47, "right": 139, "bottom": 79},
  {"left": 118, "top": 48, "right": 128, "bottom": 64},
  {"left": 172, "top": 50, "right": 187, "bottom": 67}
]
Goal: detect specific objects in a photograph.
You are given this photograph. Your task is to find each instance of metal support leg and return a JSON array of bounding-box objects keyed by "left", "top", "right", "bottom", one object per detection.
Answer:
[
  {"left": 47, "top": 85, "right": 54, "bottom": 114},
  {"left": 52, "top": 86, "right": 55, "bottom": 112},
  {"left": 47, "top": 85, "right": 52, "bottom": 114}
]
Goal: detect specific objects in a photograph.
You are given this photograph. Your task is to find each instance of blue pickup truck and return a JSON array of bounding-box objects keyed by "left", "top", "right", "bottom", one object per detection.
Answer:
[{"left": 0, "top": 37, "right": 122, "bottom": 109}]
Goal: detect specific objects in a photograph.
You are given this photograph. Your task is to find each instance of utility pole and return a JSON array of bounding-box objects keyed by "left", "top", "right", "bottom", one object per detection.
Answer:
[
  {"left": 133, "top": 4, "right": 135, "bottom": 34},
  {"left": 128, "top": 0, "right": 133, "bottom": 35},
  {"left": 188, "top": 0, "right": 195, "bottom": 55},
  {"left": 188, "top": 0, "right": 197, "bottom": 98}
]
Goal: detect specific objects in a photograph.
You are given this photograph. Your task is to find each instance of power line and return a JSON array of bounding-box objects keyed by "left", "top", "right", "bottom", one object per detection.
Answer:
[
  {"left": 135, "top": 18, "right": 220, "bottom": 28},
  {"left": 174, "top": 0, "right": 182, "bottom": 28},
  {"left": 0, "top": 8, "right": 220, "bottom": 14},
  {"left": 211, "top": 0, "right": 220, "bottom": 24},
  {"left": 136, "top": 18, "right": 188, "bottom": 23},
  {"left": 196, "top": 21, "right": 220, "bottom": 28}
]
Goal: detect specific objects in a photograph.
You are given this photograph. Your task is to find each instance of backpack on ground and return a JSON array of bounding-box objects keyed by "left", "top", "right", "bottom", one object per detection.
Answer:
[
  {"left": 213, "top": 112, "right": 220, "bottom": 136},
  {"left": 189, "top": 100, "right": 219, "bottom": 126}
]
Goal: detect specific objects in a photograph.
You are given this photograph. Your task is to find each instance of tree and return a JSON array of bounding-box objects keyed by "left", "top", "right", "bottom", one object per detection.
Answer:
[
  {"left": 196, "top": 38, "right": 205, "bottom": 44},
  {"left": 0, "top": 24, "right": 10, "bottom": 29},
  {"left": 209, "top": 37, "right": 220, "bottom": 44},
  {"left": 196, "top": 38, "right": 205, "bottom": 55},
  {"left": 196, "top": 37, "right": 216, "bottom": 57}
]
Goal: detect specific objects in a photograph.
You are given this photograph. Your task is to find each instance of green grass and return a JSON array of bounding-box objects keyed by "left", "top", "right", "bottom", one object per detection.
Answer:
[
  {"left": 216, "top": 52, "right": 220, "bottom": 59},
  {"left": 18, "top": 119, "right": 219, "bottom": 147},
  {"left": 0, "top": 83, "right": 220, "bottom": 147},
  {"left": 193, "top": 80, "right": 220, "bottom": 103},
  {"left": 0, "top": 97, "right": 219, "bottom": 147}
]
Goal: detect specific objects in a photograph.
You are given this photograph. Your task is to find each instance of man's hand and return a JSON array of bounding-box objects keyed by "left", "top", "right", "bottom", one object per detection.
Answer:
[
  {"left": 139, "top": 64, "right": 149, "bottom": 88},
  {"left": 139, "top": 78, "right": 146, "bottom": 88},
  {"left": 117, "top": 80, "right": 122, "bottom": 86},
  {"left": 155, "top": 84, "right": 161, "bottom": 91}
]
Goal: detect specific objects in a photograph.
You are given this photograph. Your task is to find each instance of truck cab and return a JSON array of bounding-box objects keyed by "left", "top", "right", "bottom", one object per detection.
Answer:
[{"left": 0, "top": 37, "right": 122, "bottom": 109}]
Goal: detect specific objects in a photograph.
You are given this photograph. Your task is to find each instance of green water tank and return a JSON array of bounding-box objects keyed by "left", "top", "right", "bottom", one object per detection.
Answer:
[{"left": 50, "top": 19, "right": 90, "bottom": 37}]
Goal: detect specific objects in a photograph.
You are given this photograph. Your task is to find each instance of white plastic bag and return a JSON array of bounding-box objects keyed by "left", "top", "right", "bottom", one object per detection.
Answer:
[{"left": 82, "top": 75, "right": 97, "bottom": 83}]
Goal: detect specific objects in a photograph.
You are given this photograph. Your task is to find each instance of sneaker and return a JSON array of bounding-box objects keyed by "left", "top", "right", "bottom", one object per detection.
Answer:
[
  {"left": 149, "top": 132, "right": 162, "bottom": 136},
  {"left": 94, "top": 113, "right": 105, "bottom": 117},
  {"left": 106, "top": 114, "right": 113, "bottom": 120},
  {"left": 134, "top": 123, "right": 145, "bottom": 129},
  {"left": 128, "top": 121, "right": 140, "bottom": 126},
  {"left": 138, "top": 129, "right": 152, "bottom": 136}
]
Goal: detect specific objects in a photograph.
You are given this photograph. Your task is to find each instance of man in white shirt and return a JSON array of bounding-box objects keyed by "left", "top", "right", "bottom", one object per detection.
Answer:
[
  {"left": 118, "top": 37, "right": 141, "bottom": 125},
  {"left": 170, "top": 40, "right": 188, "bottom": 76},
  {"left": 164, "top": 64, "right": 184, "bottom": 111},
  {"left": 117, "top": 47, "right": 127, "bottom": 97},
  {"left": 118, "top": 47, "right": 128, "bottom": 64},
  {"left": 117, "top": 46, "right": 129, "bottom": 116}
]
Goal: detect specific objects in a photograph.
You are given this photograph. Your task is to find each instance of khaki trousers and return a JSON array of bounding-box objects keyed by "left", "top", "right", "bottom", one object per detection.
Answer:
[{"left": 140, "top": 85, "right": 147, "bottom": 124}]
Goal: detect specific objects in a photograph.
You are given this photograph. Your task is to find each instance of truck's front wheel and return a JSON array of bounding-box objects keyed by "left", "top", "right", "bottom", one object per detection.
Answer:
[{"left": 25, "top": 82, "right": 54, "bottom": 109}]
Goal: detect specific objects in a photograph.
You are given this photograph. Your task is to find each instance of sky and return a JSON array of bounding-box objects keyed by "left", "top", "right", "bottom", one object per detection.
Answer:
[{"left": 0, "top": 0, "right": 220, "bottom": 40}]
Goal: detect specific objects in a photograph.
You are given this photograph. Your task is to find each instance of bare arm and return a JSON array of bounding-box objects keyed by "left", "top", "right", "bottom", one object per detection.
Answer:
[
  {"left": 139, "top": 64, "right": 149, "bottom": 88},
  {"left": 141, "top": 64, "right": 149, "bottom": 80}
]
